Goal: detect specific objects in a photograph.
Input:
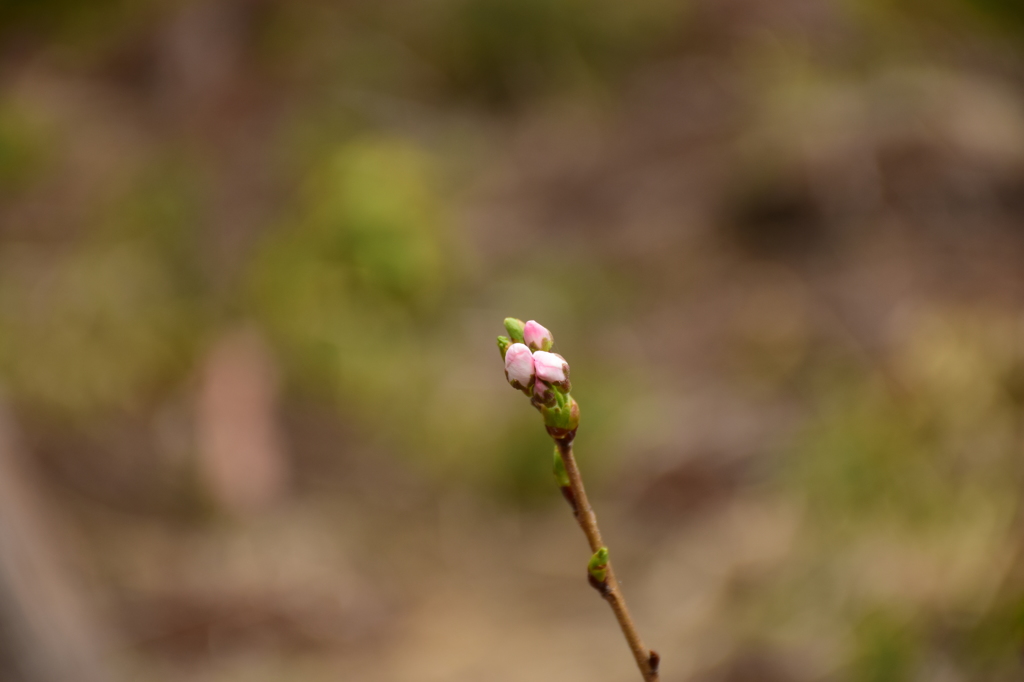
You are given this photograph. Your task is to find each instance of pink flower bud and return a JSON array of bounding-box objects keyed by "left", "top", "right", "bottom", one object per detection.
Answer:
[
  {"left": 523, "top": 320, "right": 554, "bottom": 351},
  {"left": 531, "top": 377, "right": 556, "bottom": 408},
  {"left": 534, "top": 379, "right": 549, "bottom": 399},
  {"left": 504, "top": 343, "right": 535, "bottom": 393},
  {"left": 533, "top": 350, "right": 570, "bottom": 390}
]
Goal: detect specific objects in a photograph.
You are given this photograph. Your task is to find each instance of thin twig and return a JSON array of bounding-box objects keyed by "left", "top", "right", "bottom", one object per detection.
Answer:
[{"left": 556, "top": 440, "right": 659, "bottom": 682}]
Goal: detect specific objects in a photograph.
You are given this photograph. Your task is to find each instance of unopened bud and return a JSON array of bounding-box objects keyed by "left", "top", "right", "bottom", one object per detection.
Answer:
[
  {"left": 497, "top": 335, "right": 512, "bottom": 360},
  {"left": 503, "top": 318, "right": 526, "bottom": 344},
  {"left": 523, "top": 320, "right": 554, "bottom": 352},
  {"left": 588, "top": 547, "right": 609, "bottom": 583},
  {"left": 531, "top": 378, "right": 556, "bottom": 408},
  {"left": 533, "top": 351, "right": 570, "bottom": 391},
  {"left": 504, "top": 343, "right": 535, "bottom": 394}
]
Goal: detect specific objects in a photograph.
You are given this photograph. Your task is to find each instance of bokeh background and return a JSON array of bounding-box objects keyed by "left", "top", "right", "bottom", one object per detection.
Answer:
[{"left": 2, "top": 1, "right": 1024, "bottom": 680}]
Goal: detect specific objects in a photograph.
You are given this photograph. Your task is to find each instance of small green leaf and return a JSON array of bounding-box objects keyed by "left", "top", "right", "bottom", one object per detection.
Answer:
[
  {"left": 588, "top": 547, "right": 609, "bottom": 583},
  {"left": 553, "top": 447, "right": 570, "bottom": 487},
  {"left": 497, "top": 335, "right": 512, "bottom": 359}
]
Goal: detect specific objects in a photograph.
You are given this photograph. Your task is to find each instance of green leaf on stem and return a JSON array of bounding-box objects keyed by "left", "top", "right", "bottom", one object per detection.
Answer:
[
  {"left": 497, "top": 335, "right": 512, "bottom": 359},
  {"left": 553, "top": 446, "right": 571, "bottom": 487},
  {"left": 588, "top": 547, "right": 609, "bottom": 583}
]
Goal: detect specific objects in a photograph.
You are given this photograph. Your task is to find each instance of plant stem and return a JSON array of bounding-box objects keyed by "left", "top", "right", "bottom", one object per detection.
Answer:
[{"left": 556, "top": 440, "right": 659, "bottom": 682}]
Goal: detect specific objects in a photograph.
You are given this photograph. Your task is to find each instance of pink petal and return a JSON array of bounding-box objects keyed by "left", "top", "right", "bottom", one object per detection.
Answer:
[
  {"left": 504, "top": 343, "right": 535, "bottom": 386},
  {"left": 532, "top": 350, "right": 566, "bottom": 383},
  {"left": 523, "top": 320, "right": 554, "bottom": 351}
]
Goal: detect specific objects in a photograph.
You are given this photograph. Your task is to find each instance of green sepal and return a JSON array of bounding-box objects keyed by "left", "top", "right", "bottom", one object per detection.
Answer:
[
  {"left": 588, "top": 547, "right": 609, "bottom": 583},
  {"left": 504, "top": 317, "right": 525, "bottom": 344},
  {"left": 541, "top": 393, "right": 579, "bottom": 432}
]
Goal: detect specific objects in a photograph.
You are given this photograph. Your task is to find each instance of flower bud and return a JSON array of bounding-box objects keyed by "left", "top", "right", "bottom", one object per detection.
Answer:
[
  {"left": 523, "top": 320, "right": 554, "bottom": 352},
  {"left": 503, "top": 343, "right": 535, "bottom": 394},
  {"left": 531, "top": 378, "right": 556, "bottom": 408},
  {"left": 496, "top": 335, "right": 512, "bottom": 360},
  {"left": 532, "top": 351, "right": 571, "bottom": 392},
  {"left": 503, "top": 317, "right": 526, "bottom": 344}
]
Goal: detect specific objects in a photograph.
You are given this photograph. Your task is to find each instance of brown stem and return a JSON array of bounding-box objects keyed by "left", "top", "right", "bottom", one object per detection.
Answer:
[{"left": 556, "top": 440, "right": 659, "bottom": 682}]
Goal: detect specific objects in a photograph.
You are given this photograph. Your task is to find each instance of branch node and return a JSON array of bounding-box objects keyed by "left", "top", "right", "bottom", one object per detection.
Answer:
[
  {"left": 648, "top": 649, "right": 660, "bottom": 674},
  {"left": 588, "top": 572, "right": 611, "bottom": 597}
]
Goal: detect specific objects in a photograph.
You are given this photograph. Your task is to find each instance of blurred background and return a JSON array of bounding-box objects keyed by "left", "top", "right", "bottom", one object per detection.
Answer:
[{"left": 1, "top": 0, "right": 1024, "bottom": 680}]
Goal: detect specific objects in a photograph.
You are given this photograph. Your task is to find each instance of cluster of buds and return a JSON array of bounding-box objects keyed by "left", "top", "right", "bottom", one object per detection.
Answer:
[{"left": 498, "top": 318, "right": 580, "bottom": 443}]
